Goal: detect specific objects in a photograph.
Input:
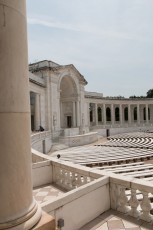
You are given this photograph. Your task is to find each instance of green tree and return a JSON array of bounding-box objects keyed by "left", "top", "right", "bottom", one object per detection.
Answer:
[{"left": 146, "top": 89, "right": 153, "bottom": 98}]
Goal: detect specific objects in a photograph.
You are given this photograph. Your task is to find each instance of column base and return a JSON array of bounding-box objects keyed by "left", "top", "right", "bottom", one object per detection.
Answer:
[{"left": 0, "top": 203, "right": 42, "bottom": 230}]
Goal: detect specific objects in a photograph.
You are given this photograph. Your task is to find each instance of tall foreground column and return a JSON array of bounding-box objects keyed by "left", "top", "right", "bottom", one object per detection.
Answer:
[{"left": 0, "top": 1, "right": 41, "bottom": 229}]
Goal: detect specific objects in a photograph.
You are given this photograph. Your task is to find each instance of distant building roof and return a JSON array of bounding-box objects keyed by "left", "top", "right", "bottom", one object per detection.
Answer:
[{"left": 29, "top": 60, "right": 88, "bottom": 85}]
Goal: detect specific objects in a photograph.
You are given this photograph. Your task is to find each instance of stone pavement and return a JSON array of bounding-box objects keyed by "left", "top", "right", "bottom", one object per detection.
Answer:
[
  {"left": 33, "top": 184, "right": 65, "bottom": 204},
  {"left": 80, "top": 210, "right": 153, "bottom": 230}
]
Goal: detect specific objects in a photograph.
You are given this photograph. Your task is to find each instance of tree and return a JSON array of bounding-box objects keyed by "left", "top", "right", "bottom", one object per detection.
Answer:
[{"left": 146, "top": 89, "right": 153, "bottom": 98}]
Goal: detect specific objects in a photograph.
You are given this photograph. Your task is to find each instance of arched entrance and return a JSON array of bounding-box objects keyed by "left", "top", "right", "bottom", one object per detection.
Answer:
[{"left": 60, "top": 76, "right": 78, "bottom": 128}]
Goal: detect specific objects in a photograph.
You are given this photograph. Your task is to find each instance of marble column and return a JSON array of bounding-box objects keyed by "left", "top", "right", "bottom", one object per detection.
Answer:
[
  {"left": 111, "top": 104, "right": 114, "bottom": 125},
  {"left": 137, "top": 104, "right": 140, "bottom": 124},
  {"left": 146, "top": 104, "right": 149, "bottom": 124},
  {"left": 46, "top": 76, "right": 51, "bottom": 130},
  {"left": 0, "top": 1, "right": 41, "bottom": 229},
  {"left": 95, "top": 103, "right": 98, "bottom": 125},
  {"left": 77, "top": 101, "right": 80, "bottom": 126},
  {"left": 73, "top": 101, "right": 76, "bottom": 127},
  {"left": 128, "top": 104, "right": 131, "bottom": 125},
  {"left": 35, "top": 93, "right": 40, "bottom": 130},
  {"left": 60, "top": 102, "right": 63, "bottom": 127},
  {"left": 88, "top": 102, "right": 90, "bottom": 126},
  {"left": 119, "top": 104, "right": 123, "bottom": 125},
  {"left": 103, "top": 104, "right": 106, "bottom": 125}
]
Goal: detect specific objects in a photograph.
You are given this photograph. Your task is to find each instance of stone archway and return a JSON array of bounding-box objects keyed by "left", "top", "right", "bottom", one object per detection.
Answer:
[{"left": 60, "top": 76, "right": 78, "bottom": 128}]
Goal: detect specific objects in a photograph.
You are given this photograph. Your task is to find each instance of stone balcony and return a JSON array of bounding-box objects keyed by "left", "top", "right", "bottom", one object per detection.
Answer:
[{"left": 32, "top": 147, "right": 153, "bottom": 230}]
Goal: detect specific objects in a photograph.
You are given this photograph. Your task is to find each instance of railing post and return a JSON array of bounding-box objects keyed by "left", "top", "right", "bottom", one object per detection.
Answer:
[
  {"left": 140, "top": 192, "right": 152, "bottom": 222},
  {"left": 117, "top": 186, "right": 130, "bottom": 213},
  {"left": 110, "top": 183, "right": 118, "bottom": 210},
  {"left": 128, "top": 189, "right": 140, "bottom": 218}
]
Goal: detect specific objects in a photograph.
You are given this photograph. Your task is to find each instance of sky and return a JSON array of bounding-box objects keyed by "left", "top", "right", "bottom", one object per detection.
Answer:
[{"left": 27, "top": 0, "right": 153, "bottom": 98}]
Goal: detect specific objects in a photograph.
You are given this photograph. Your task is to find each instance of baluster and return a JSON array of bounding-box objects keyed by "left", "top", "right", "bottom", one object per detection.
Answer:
[
  {"left": 55, "top": 167, "right": 61, "bottom": 186},
  {"left": 67, "top": 171, "right": 72, "bottom": 190},
  {"left": 82, "top": 176, "right": 88, "bottom": 185},
  {"left": 61, "top": 169, "right": 65, "bottom": 187},
  {"left": 71, "top": 172, "right": 77, "bottom": 189},
  {"left": 128, "top": 189, "right": 140, "bottom": 218},
  {"left": 63, "top": 169, "right": 67, "bottom": 189},
  {"left": 140, "top": 192, "right": 152, "bottom": 222},
  {"left": 117, "top": 186, "right": 130, "bottom": 214},
  {"left": 77, "top": 174, "right": 82, "bottom": 187}
]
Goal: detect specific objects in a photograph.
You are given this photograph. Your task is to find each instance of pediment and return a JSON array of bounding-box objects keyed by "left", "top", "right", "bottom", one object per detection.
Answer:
[{"left": 51, "top": 64, "right": 88, "bottom": 85}]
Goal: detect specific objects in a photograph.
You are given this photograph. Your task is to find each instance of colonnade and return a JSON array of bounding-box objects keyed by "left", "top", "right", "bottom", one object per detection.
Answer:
[{"left": 89, "top": 102, "right": 152, "bottom": 126}]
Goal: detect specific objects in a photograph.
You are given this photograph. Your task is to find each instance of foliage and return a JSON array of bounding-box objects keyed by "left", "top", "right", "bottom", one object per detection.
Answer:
[{"left": 146, "top": 89, "right": 153, "bottom": 98}]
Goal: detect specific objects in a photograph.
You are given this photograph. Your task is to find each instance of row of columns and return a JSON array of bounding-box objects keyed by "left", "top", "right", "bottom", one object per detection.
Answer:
[{"left": 92, "top": 103, "right": 150, "bottom": 126}]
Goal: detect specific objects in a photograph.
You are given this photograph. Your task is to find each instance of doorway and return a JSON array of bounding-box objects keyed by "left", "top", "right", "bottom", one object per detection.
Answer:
[{"left": 67, "top": 116, "right": 72, "bottom": 128}]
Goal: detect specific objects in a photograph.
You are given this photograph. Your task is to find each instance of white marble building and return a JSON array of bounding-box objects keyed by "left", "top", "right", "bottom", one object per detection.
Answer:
[{"left": 29, "top": 60, "right": 153, "bottom": 136}]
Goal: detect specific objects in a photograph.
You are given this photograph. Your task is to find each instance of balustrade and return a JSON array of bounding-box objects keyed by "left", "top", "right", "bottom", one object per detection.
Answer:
[
  {"left": 31, "top": 131, "right": 52, "bottom": 144},
  {"left": 110, "top": 178, "right": 153, "bottom": 223},
  {"left": 53, "top": 163, "right": 97, "bottom": 191}
]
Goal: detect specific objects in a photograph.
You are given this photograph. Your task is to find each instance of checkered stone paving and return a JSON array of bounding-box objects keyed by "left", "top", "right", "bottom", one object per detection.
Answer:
[
  {"left": 80, "top": 210, "right": 153, "bottom": 230},
  {"left": 33, "top": 184, "right": 65, "bottom": 204}
]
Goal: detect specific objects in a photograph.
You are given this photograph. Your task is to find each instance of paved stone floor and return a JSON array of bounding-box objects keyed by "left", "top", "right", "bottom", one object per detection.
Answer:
[
  {"left": 80, "top": 210, "right": 153, "bottom": 230},
  {"left": 33, "top": 184, "right": 65, "bottom": 204}
]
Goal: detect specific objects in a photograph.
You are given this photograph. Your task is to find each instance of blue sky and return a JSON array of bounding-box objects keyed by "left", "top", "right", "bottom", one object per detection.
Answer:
[{"left": 27, "top": 0, "right": 153, "bottom": 97}]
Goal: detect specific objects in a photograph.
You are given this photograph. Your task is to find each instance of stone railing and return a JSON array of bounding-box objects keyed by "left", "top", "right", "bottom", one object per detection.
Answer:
[
  {"left": 32, "top": 148, "right": 153, "bottom": 227},
  {"left": 52, "top": 159, "right": 102, "bottom": 191},
  {"left": 32, "top": 148, "right": 48, "bottom": 163},
  {"left": 59, "top": 132, "right": 98, "bottom": 147},
  {"left": 31, "top": 131, "right": 52, "bottom": 153},
  {"left": 41, "top": 176, "right": 110, "bottom": 230},
  {"left": 32, "top": 150, "right": 102, "bottom": 191},
  {"left": 110, "top": 174, "right": 153, "bottom": 223},
  {"left": 31, "top": 131, "right": 52, "bottom": 144}
]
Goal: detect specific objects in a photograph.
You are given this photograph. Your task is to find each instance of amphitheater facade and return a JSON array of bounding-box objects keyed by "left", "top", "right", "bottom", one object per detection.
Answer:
[{"left": 29, "top": 60, "right": 153, "bottom": 136}]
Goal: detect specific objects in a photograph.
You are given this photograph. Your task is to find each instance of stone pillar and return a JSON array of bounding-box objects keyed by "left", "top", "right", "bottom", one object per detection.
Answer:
[
  {"left": 103, "top": 104, "right": 106, "bottom": 125},
  {"left": 77, "top": 101, "right": 80, "bottom": 126},
  {"left": 111, "top": 104, "right": 114, "bottom": 126},
  {"left": 46, "top": 76, "right": 51, "bottom": 130},
  {"left": 95, "top": 103, "right": 98, "bottom": 125},
  {"left": 87, "top": 102, "right": 90, "bottom": 126},
  {"left": 35, "top": 93, "right": 40, "bottom": 130},
  {"left": 128, "top": 104, "right": 131, "bottom": 125},
  {"left": 146, "top": 104, "right": 149, "bottom": 124},
  {"left": 137, "top": 104, "right": 140, "bottom": 124},
  {"left": 73, "top": 101, "right": 76, "bottom": 127},
  {"left": 120, "top": 104, "right": 123, "bottom": 125},
  {"left": 60, "top": 102, "right": 63, "bottom": 127},
  {"left": 0, "top": 1, "right": 41, "bottom": 229}
]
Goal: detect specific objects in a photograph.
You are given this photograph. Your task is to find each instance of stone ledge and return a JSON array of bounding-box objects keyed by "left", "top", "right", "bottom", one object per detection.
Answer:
[{"left": 33, "top": 211, "right": 55, "bottom": 230}]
